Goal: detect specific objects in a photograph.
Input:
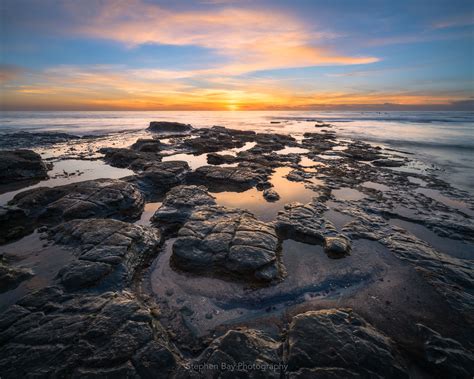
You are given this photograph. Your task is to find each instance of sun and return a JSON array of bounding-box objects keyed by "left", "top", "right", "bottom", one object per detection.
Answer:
[{"left": 227, "top": 103, "right": 239, "bottom": 111}]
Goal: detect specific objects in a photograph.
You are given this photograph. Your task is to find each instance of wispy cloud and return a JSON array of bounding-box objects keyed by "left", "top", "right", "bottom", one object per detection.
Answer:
[{"left": 64, "top": 0, "right": 377, "bottom": 75}]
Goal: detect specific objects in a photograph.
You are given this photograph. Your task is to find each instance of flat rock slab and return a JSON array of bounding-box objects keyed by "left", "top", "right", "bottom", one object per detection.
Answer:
[
  {"left": 172, "top": 205, "right": 282, "bottom": 282},
  {"left": 189, "top": 165, "right": 269, "bottom": 191},
  {"left": 8, "top": 178, "right": 144, "bottom": 224},
  {"left": 0, "top": 288, "right": 180, "bottom": 378},
  {"left": 0, "top": 150, "right": 48, "bottom": 183},
  {"left": 48, "top": 218, "right": 162, "bottom": 291},
  {"left": 133, "top": 161, "right": 190, "bottom": 195},
  {"left": 100, "top": 147, "right": 163, "bottom": 170},
  {"left": 152, "top": 185, "right": 216, "bottom": 233},
  {"left": 286, "top": 309, "right": 408, "bottom": 378}
]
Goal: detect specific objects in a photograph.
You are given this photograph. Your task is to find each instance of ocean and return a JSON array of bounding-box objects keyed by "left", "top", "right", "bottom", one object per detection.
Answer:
[{"left": 1, "top": 110, "right": 473, "bottom": 193}]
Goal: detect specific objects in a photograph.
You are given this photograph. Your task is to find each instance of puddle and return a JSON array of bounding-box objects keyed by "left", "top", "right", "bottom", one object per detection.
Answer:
[
  {"left": 0, "top": 231, "right": 74, "bottom": 311},
  {"left": 212, "top": 167, "right": 317, "bottom": 221},
  {"left": 219, "top": 142, "right": 256, "bottom": 156},
  {"left": 408, "top": 176, "right": 427, "bottom": 186},
  {"left": 299, "top": 156, "right": 326, "bottom": 168},
  {"left": 135, "top": 202, "right": 162, "bottom": 226},
  {"left": 332, "top": 187, "right": 366, "bottom": 201},
  {"left": 317, "top": 153, "right": 342, "bottom": 160},
  {"left": 0, "top": 159, "right": 134, "bottom": 206},
  {"left": 389, "top": 219, "right": 474, "bottom": 260},
  {"left": 323, "top": 209, "right": 355, "bottom": 230},
  {"left": 361, "top": 181, "right": 390, "bottom": 192},
  {"left": 416, "top": 188, "right": 474, "bottom": 217},
  {"left": 162, "top": 153, "right": 209, "bottom": 171},
  {"left": 276, "top": 146, "right": 310, "bottom": 155},
  {"left": 149, "top": 239, "right": 387, "bottom": 337}
]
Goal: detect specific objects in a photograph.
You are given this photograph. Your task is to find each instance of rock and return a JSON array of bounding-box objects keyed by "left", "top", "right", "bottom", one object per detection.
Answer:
[
  {"left": 341, "top": 205, "right": 474, "bottom": 320},
  {"left": 172, "top": 206, "right": 282, "bottom": 282},
  {"left": 191, "top": 329, "right": 282, "bottom": 377},
  {"left": 416, "top": 324, "right": 474, "bottom": 377},
  {"left": 100, "top": 147, "right": 162, "bottom": 170},
  {"left": 130, "top": 138, "right": 164, "bottom": 152},
  {"left": 343, "top": 141, "right": 382, "bottom": 161},
  {"left": 189, "top": 165, "right": 269, "bottom": 191},
  {"left": 0, "top": 206, "right": 32, "bottom": 245},
  {"left": 0, "top": 259, "right": 33, "bottom": 293},
  {"left": 324, "top": 236, "right": 351, "bottom": 258},
  {"left": 0, "top": 131, "right": 81, "bottom": 150},
  {"left": 8, "top": 179, "right": 144, "bottom": 229},
  {"left": 372, "top": 159, "right": 405, "bottom": 167},
  {"left": 151, "top": 185, "right": 216, "bottom": 234},
  {"left": 148, "top": 121, "right": 193, "bottom": 133},
  {"left": 48, "top": 219, "right": 162, "bottom": 291},
  {"left": 133, "top": 161, "right": 190, "bottom": 195},
  {"left": 276, "top": 202, "right": 351, "bottom": 258},
  {"left": 263, "top": 188, "right": 280, "bottom": 202},
  {"left": 286, "top": 169, "right": 311, "bottom": 182},
  {"left": 286, "top": 309, "right": 408, "bottom": 378},
  {"left": 207, "top": 152, "right": 236, "bottom": 165},
  {"left": 0, "top": 150, "right": 48, "bottom": 183},
  {"left": 0, "top": 289, "right": 181, "bottom": 378}
]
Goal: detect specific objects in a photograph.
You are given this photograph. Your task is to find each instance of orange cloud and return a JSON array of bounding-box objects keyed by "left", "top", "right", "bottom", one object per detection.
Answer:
[{"left": 67, "top": 0, "right": 378, "bottom": 74}]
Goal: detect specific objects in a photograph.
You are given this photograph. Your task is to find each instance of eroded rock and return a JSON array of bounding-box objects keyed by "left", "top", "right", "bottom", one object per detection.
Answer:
[
  {"left": 286, "top": 309, "right": 408, "bottom": 378},
  {"left": 148, "top": 121, "right": 193, "bottom": 133},
  {"left": 0, "top": 150, "right": 48, "bottom": 183},
  {"left": 172, "top": 206, "right": 282, "bottom": 282}
]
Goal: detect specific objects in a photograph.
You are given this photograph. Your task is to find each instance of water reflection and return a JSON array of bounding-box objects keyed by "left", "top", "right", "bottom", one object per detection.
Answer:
[{"left": 212, "top": 166, "right": 317, "bottom": 221}]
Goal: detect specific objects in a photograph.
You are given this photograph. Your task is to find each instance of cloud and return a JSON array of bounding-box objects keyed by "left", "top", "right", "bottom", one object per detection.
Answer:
[
  {"left": 64, "top": 0, "right": 377, "bottom": 75},
  {"left": 0, "top": 64, "right": 26, "bottom": 82}
]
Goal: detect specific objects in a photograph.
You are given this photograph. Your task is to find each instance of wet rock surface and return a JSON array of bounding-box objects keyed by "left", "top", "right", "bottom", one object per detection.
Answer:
[
  {"left": 152, "top": 185, "right": 216, "bottom": 234},
  {"left": 0, "top": 258, "right": 33, "bottom": 293},
  {"left": 0, "top": 150, "right": 49, "bottom": 184},
  {"left": 2, "top": 179, "right": 144, "bottom": 243},
  {"left": 286, "top": 309, "right": 408, "bottom": 378},
  {"left": 148, "top": 121, "right": 193, "bottom": 133},
  {"left": 172, "top": 205, "right": 282, "bottom": 283}
]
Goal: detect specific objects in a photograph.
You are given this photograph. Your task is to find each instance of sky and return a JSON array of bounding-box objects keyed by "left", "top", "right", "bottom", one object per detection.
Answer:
[{"left": 0, "top": 0, "right": 473, "bottom": 111}]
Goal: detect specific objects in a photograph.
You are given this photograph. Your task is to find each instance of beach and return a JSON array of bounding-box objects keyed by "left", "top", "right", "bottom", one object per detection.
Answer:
[{"left": 0, "top": 111, "right": 473, "bottom": 377}]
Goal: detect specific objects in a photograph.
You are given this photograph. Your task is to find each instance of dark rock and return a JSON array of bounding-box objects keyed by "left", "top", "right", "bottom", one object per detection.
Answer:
[
  {"left": 286, "top": 169, "right": 311, "bottom": 182},
  {"left": 8, "top": 179, "right": 144, "bottom": 228},
  {"left": 0, "top": 206, "right": 32, "bottom": 245},
  {"left": 148, "top": 121, "right": 193, "bottom": 133},
  {"left": 100, "top": 147, "right": 162, "bottom": 170},
  {"left": 0, "top": 150, "right": 48, "bottom": 183},
  {"left": 286, "top": 309, "right": 408, "bottom": 378},
  {"left": 324, "top": 236, "right": 351, "bottom": 258},
  {"left": 263, "top": 188, "right": 280, "bottom": 202},
  {"left": 0, "top": 289, "right": 181, "bottom": 378},
  {"left": 192, "top": 329, "right": 281, "bottom": 377},
  {"left": 372, "top": 159, "right": 405, "bottom": 167},
  {"left": 207, "top": 152, "right": 236, "bottom": 165},
  {"left": 133, "top": 161, "right": 190, "bottom": 195},
  {"left": 48, "top": 218, "right": 162, "bottom": 291},
  {"left": 130, "top": 138, "right": 164, "bottom": 152},
  {"left": 172, "top": 206, "right": 282, "bottom": 282},
  {"left": 416, "top": 324, "right": 474, "bottom": 377},
  {"left": 0, "top": 259, "right": 33, "bottom": 293},
  {"left": 152, "top": 185, "right": 216, "bottom": 234},
  {"left": 189, "top": 165, "right": 269, "bottom": 191},
  {"left": 344, "top": 141, "right": 382, "bottom": 161},
  {"left": 0, "top": 131, "right": 81, "bottom": 149}
]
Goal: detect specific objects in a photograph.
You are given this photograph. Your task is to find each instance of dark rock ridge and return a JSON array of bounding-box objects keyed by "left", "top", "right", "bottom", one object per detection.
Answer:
[
  {"left": 0, "top": 131, "right": 81, "bottom": 149},
  {"left": 188, "top": 164, "right": 271, "bottom": 191},
  {"left": 100, "top": 147, "right": 162, "bottom": 170},
  {"left": 172, "top": 205, "right": 282, "bottom": 282},
  {"left": 0, "top": 150, "right": 48, "bottom": 183},
  {"left": 339, "top": 204, "right": 474, "bottom": 320},
  {"left": 416, "top": 323, "right": 474, "bottom": 377},
  {"left": 0, "top": 206, "right": 31, "bottom": 245},
  {"left": 148, "top": 121, "right": 193, "bottom": 133},
  {"left": 0, "top": 219, "right": 182, "bottom": 378},
  {"left": 286, "top": 309, "right": 408, "bottom": 378},
  {"left": 151, "top": 185, "right": 216, "bottom": 234},
  {"left": 48, "top": 219, "right": 162, "bottom": 290},
  {"left": 2, "top": 179, "right": 144, "bottom": 243}
]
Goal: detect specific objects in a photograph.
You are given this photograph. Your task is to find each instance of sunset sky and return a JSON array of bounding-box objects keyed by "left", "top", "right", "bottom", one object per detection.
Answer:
[{"left": 1, "top": 0, "right": 473, "bottom": 110}]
